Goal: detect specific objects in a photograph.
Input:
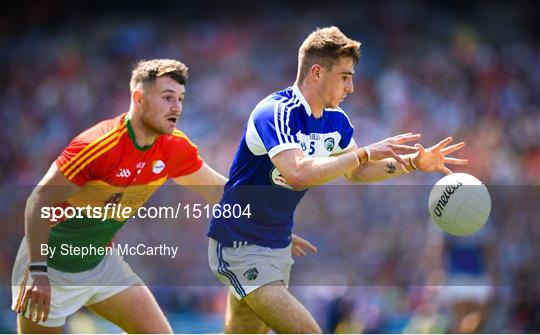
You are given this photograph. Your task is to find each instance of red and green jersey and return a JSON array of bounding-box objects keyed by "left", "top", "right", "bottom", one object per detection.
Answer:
[{"left": 49, "top": 113, "right": 203, "bottom": 272}]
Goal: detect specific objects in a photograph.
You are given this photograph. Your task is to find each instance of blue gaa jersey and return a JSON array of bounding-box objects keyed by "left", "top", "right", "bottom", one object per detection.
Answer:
[{"left": 208, "top": 85, "right": 355, "bottom": 248}]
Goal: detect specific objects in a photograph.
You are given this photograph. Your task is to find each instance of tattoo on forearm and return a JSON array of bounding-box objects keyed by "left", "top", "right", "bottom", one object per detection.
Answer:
[{"left": 385, "top": 162, "right": 396, "bottom": 174}]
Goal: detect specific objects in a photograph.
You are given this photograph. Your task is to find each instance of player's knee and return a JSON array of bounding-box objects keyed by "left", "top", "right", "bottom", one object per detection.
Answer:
[
  {"left": 125, "top": 318, "right": 172, "bottom": 334},
  {"left": 282, "top": 320, "right": 321, "bottom": 334},
  {"left": 224, "top": 321, "right": 240, "bottom": 334},
  {"left": 133, "top": 323, "right": 172, "bottom": 334},
  {"left": 299, "top": 323, "right": 322, "bottom": 334},
  {"left": 224, "top": 324, "right": 244, "bottom": 334},
  {"left": 224, "top": 319, "right": 268, "bottom": 334}
]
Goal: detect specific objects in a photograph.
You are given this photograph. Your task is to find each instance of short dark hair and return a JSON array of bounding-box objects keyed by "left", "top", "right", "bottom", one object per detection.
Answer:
[{"left": 130, "top": 59, "right": 189, "bottom": 91}]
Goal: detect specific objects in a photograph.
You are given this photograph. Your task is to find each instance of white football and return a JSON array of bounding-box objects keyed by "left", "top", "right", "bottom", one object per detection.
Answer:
[{"left": 428, "top": 173, "right": 491, "bottom": 236}]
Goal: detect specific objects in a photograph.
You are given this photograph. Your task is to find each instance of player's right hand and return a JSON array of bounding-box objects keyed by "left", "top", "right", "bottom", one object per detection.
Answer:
[
  {"left": 365, "top": 132, "right": 421, "bottom": 166},
  {"left": 18, "top": 274, "right": 51, "bottom": 323}
]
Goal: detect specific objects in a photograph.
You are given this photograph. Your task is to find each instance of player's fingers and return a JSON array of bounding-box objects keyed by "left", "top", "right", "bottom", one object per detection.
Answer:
[
  {"left": 27, "top": 296, "right": 35, "bottom": 322},
  {"left": 292, "top": 245, "right": 306, "bottom": 257},
  {"left": 414, "top": 143, "right": 425, "bottom": 154},
  {"left": 434, "top": 137, "right": 453, "bottom": 150},
  {"left": 390, "top": 144, "right": 420, "bottom": 154},
  {"left": 393, "top": 133, "right": 421, "bottom": 144},
  {"left": 444, "top": 157, "right": 469, "bottom": 165},
  {"left": 292, "top": 235, "right": 318, "bottom": 253},
  {"left": 391, "top": 152, "right": 408, "bottom": 166},
  {"left": 441, "top": 142, "right": 465, "bottom": 155},
  {"left": 36, "top": 294, "right": 48, "bottom": 322},
  {"left": 17, "top": 293, "right": 26, "bottom": 314},
  {"left": 42, "top": 298, "right": 50, "bottom": 322},
  {"left": 45, "top": 293, "right": 51, "bottom": 319},
  {"left": 35, "top": 299, "right": 45, "bottom": 323},
  {"left": 299, "top": 239, "right": 318, "bottom": 253},
  {"left": 441, "top": 166, "right": 453, "bottom": 175},
  {"left": 41, "top": 296, "right": 50, "bottom": 322},
  {"left": 19, "top": 289, "right": 30, "bottom": 314},
  {"left": 390, "top": 132, "right": 412, "bottom": 139}
]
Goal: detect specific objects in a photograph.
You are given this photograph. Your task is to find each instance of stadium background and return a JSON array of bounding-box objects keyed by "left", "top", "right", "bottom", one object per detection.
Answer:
[{"left": 0, "top": 0, "right": 539, "bottom": 332}]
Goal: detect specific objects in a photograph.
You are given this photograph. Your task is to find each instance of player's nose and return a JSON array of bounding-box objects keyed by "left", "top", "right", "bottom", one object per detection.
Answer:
[
  {"left": 346, "top": 80, "right": 354, "bottom": 94},
  {"left": 171, "top": 101, "right": 182, "bottom": 114}
]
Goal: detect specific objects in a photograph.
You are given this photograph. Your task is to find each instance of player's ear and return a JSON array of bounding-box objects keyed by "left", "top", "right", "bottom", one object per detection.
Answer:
[
  {"left": 132, "top": 89, "right": 143, "bottom": 106},
  {"left": 311, "top": 64, "right": 322, "bottom": 81}
]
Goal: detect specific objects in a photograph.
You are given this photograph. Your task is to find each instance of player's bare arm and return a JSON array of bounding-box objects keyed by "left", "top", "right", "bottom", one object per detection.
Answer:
[
  {"left": 271, "top": 148, "right": 361, "bottom": 190},
  {"left": 271, "top": 133, "right": 419, "bottom": 189},
  {"left": 172, "top": 162, "right": 227, "bottom": 205},
  {"left": 21, "top": 163, "right": 80, "bottom": 323},
  {"left": 345, "top": 136, "right": 468, "bottom": 182}
]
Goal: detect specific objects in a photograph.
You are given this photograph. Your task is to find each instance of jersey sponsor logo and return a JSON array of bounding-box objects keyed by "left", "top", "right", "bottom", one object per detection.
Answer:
[
  {"left": 136, "top": 162, "right": 146, "bottom": 174},
  {"left": 324, "top": 138, "right": 335, "bottom": 152},
  {"left": 270, "top": 167, "right": 294, "bottom": 190},
  {"left": 244, "top": 267, "right": 258, "bottom": 281},
  {"left": 152, "top": 160, "right": 165, "bottom": 174},
  {"left": 116, "top": 168, "right": 131, "bottom": 178}
]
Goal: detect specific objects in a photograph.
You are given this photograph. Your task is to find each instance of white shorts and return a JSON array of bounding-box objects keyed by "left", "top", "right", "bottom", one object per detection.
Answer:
[
  {"left": 11, "top": 238, "right": 142, "bottom": 327},
  {"left": 208, "top": 238, "right": 294, "bottom": 300}
]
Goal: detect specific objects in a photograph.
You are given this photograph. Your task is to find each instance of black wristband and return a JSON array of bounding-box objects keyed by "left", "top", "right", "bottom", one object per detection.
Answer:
[{"left": 29, "top": 265, "right": 48, "bottom": 272}]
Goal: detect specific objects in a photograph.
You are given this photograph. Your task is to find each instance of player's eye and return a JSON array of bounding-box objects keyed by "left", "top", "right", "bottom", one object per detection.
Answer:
[{"left": 164, "top": 95, "right": 174, "bottom": 102}]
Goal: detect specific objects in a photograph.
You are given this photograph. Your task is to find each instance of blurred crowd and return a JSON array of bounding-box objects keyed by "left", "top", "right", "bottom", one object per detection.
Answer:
[{"left": 1, "top": 1, "right": 539, "bottom": 333}]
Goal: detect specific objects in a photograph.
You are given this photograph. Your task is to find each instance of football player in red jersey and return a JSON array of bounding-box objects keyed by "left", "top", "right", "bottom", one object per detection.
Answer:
[{"left": 13, "top": 59, "right": 316, "bottom": 333}]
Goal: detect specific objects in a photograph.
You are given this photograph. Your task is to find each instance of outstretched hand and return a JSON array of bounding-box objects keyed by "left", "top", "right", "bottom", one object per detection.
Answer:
[
  {"left": 413, "top": 137, "right": 468, "bottom": 175},
  {"left": 366, "top": 133, "right": 422, "bottom": 166}
]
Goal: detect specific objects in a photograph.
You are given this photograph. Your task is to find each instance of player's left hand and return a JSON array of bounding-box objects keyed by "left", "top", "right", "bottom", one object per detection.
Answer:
[
  {"left": 412, "top": 137, "right": 468, "bottom": 175},
  {"left": 291, "top": 233, "right": 318, "bottom": 257}
]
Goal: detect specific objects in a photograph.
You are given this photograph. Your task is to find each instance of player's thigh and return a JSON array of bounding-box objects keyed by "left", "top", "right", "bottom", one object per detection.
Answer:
[
  {"left": 86, "top": 285, "right": 172, "bottom": 334},
  {"left": 243, "top": 281, "right": 321, "bottom": 334},
  {"left": 225, "top": 291, "right": 269, "bottom": 334},
  {"left": 17, "top": 314, "right": 63, "bottom": 334}
]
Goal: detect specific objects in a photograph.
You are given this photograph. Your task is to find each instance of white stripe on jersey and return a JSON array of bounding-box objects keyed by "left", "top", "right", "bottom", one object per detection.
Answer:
[
  {"left": 279, "top": 103, "right": 287, "bottom": 143},
  {"left": 278, "top": 99, "right": 301, "bottom": 144},
  {"left": 284, "top": 98, "right": 300, "bottom": 143},
  {"left": 273, "top": 102, "right": 284, "bottom": 145}
]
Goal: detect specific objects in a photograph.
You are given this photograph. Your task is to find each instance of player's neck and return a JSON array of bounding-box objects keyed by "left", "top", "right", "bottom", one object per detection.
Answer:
[
  {"left": 126, "top": 110, "right": 158, "bottom": 148},
  {"left": 296, "top": 82, "right": 324, "bottom": 119}
]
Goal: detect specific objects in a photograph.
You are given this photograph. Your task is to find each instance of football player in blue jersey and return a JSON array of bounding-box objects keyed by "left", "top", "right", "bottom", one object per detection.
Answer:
[{"left": 208, "top": 26, "right": 468, "bottom": 333}]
